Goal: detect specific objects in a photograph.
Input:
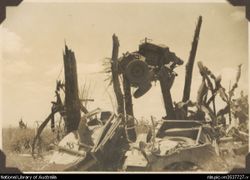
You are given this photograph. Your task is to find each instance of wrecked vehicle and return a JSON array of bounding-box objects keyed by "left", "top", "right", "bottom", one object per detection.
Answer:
[
  {"left": 43, "top": 109, "right": 126, "bottom": 171},
  {"left": 123, "top": 120, "right": 225, "bottom": 171},
  {"left": 31, "top": 15, "right": 248, "bottom": 172}
]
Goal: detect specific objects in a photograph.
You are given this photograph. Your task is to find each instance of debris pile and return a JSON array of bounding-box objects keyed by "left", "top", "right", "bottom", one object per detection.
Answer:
[{"left": 31, "top": 16, "right": 248, "bottom": 171}]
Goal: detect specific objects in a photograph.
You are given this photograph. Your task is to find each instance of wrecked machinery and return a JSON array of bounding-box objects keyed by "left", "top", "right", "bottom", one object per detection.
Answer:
[{"left": 32, "top": 16, "right": 237, "bottom": 171}]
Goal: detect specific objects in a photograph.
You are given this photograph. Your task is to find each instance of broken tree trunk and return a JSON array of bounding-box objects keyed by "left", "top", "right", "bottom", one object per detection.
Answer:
[
  {"left": 123, "top": 74, "right": 134, "bottom": 116},
  {"left": 156, "top": 66, "right": 176, "bottom": 137},
  {"left": 158, "top": 66, "right": 176, "bottom": 120},
  {"left": 182, "top": 16, "right": 202, "bottom": 104},
  {"left": 63, "top": 45, "right": 81, "bottom": 133},
  {"left": 111, "top": 34, "right": 124, "bottom": 115},
  {"left": 122, "top": 74, "right": 137, "bottom": 142}
]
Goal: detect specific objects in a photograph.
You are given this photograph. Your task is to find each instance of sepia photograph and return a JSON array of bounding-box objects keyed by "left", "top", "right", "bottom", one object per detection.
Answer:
[{"left": 0, "top": 0, "right": 249, "bottom": 173}]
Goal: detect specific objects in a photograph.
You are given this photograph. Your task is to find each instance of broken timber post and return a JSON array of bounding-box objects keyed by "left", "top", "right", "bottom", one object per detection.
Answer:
[
  {"left": 111, "top": 34, "right": 124, "bottom": 115},
  {"left": 63, "top": 45, "right": 81, "bottom": 133},
  {"left": 182, "top": 16, "right": 202, "bottom": 104}
]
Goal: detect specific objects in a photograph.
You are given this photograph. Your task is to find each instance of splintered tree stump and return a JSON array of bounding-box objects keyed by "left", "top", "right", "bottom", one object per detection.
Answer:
[
  {"left": 63, "top": 45, "right": 81, "bottom": 133},
  {"left": 111, "top": 34, "right": 124, "bottom": 115}
]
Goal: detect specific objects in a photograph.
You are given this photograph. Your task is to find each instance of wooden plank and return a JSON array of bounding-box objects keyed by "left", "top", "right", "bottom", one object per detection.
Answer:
[
  {"left": 219, "top": 137, "right": 234, "bottom": 143},
  {"left": 164, "top": 127, "right": 200, "bottom": 140},
  {"left": 82, "top": 108, "right": 101, "bottom": 119},
  {"left": 195, "top": 126, "right": 202, "bottom": 145},
  {"left": 97, "top": 116, "right": 123, "bottom": 150},
  {"left": 91, "top": 113, "right": 115, "bottom": 152},
  {"left": 56, "top": 146, "right": 86, "bottom": 156}
]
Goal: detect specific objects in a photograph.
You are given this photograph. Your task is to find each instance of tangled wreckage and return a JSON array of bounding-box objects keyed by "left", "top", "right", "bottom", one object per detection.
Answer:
[{"left": 31, "top": 16, "right": 249, "bottom": 171}]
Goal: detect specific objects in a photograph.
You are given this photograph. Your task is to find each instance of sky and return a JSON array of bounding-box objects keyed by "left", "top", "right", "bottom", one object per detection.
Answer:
[{"left": 0, "top": 1, "right": 248, "bottom": 128}]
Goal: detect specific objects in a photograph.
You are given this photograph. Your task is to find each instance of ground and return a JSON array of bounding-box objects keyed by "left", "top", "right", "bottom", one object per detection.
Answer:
[
  {"left": 2, "top": 127, "right": 248, "bottom": 172},
  {"left": 4, "top": 152, "right": 52, "bottom": 172}
]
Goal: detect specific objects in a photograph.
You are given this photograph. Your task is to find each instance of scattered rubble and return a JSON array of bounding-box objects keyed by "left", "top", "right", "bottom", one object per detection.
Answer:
[{"left": 30, "top": 16, "right": 248, "bottom": 172}]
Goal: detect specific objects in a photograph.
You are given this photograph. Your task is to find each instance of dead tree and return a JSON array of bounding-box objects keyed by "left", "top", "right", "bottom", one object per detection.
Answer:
[
  {"left": 182, "top": 16, "right": 202, "bottom": 105},
  {"left": 111, "top": 34, "right": 124, "bottom": 115},
  {"left": 197, "top": 61, "right": 219, "bottom": 126},
  {"left": 19, "top": 118, "right": 27, "bottom": 129},
  {"left": 159, "top": 66, "right": 176, "bottom": 120},
  {"left": 110, "top": 34, "right": 137, "bottom": 141},
  {"left": 32, "top": 45, "right": 91, "bottom": 158},
  {"left": 63, "top": 45, "right": 81, "bottom": 133},
  {"left": 218, "top": 64, "right": 242, "bottom": 124},
  {"left": 32, "top": 95, "right": 65, "bottom": 157}
]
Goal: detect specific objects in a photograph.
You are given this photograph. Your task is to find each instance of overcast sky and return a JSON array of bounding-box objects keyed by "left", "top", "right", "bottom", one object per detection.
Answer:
[{"left": 0, "top": 1, "right": 248, "bottom": 128}]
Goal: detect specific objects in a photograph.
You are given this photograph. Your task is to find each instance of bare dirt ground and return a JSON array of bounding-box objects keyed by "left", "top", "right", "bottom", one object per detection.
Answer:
[
  {"left": 4, "top": 152, "right": 53, "bottom": 172},
  {"left": 3, "top": 148, "right": 247, "bottom": 172}
]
